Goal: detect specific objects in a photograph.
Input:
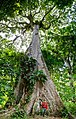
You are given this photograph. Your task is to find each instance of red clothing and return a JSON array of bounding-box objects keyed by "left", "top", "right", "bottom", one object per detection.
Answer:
[{"left": 42, "top": 101, "right": 48, "bottom": 109}]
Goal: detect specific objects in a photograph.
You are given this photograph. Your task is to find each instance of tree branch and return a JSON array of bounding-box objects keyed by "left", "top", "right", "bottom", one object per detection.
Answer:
[
  {"left": 40, "top": 18, "right": 55, "bottom": 29},
  {"left": 12, "top": 35, "right": 20, "bottom": 43},
  {"left": 40, "top": 5, "right": 55, "bottom": 23},
  {"left": 40, "top": 12, "right": 62, "bottom": 29},
  {"left": 7, "top": 35, "right": 21, "bottom": 46}
]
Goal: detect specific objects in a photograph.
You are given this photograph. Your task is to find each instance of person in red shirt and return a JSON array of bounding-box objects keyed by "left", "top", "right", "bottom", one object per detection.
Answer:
[{"left": 41, "top": 99, "right": 48, "bottom": 116}]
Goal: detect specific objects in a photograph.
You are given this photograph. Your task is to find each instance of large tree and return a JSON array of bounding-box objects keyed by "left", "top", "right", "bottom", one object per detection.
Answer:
[{"left": 0, "top": 0, "right": 75, "bottom": 118}]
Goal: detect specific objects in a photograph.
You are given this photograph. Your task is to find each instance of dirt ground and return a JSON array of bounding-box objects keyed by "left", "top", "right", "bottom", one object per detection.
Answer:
[
  {"left": 29, "top": 115, "right": 61, "bottom": 119},
  {"left": 0, "top": 115, "right": 62, "bottom": 119}
]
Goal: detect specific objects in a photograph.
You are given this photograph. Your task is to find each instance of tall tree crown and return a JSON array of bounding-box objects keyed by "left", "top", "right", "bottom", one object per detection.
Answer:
[{"left": 0, "top": 0, "right": 74, "bottom": 20}]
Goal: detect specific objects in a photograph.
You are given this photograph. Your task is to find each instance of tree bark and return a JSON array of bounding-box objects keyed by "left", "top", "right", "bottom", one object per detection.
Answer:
[{"left": 25, "top": 25, "right": 64, "bottom": 115}]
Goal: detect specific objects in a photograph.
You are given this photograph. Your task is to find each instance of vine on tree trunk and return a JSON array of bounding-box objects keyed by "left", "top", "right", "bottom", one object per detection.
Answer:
[{"left": 14, "top": 53, "right": 47, "bottom": 104}]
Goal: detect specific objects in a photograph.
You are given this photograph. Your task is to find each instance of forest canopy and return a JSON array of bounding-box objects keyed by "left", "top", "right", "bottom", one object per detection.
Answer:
[{"left": 0, "top": 0, "right": 73, "bottom": 19}]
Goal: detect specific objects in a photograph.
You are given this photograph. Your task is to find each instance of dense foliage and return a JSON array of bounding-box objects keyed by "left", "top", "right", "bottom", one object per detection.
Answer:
[
  {"left": 0, "top": 39, "right": 17, "bottom": 108},
  {"left": 41, "top": 22, "right": 76, "bottom": 117},
  {"left": 0, "top": 0, "right": 73, "bottom": 20},
  {"left": 0, "top": 39, "right": 47, "bottom": 108}
]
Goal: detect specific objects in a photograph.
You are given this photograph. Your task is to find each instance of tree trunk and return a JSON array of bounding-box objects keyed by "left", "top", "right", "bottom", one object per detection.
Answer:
[
  {"left": 25, "top": 25, "right": 64, "bottom": 115},
  {"left": 14, "top": 25, "right": 68, "bottom": 117},
  {"left": 13, "top": 25, "right": 75, "bottom": 119}
]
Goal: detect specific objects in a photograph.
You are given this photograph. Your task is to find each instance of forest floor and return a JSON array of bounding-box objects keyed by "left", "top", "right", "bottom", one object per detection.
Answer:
[
  {"left": 28, "top": 115, "right": 61, "bottom": 119},
  {"left": 0, "top": 114, "right": 62, "bottom": 119},
  {"left": 0, "top": 115, "right": 62, "bottom": 119},
  {"left": 0, "top": 108, "right": 62, "bottom": 119}
]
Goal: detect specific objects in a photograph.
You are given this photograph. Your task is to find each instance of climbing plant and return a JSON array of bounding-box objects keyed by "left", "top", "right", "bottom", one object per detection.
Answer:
[{"left": 0, "top": 40, "right": 47, "bottom": 108}]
